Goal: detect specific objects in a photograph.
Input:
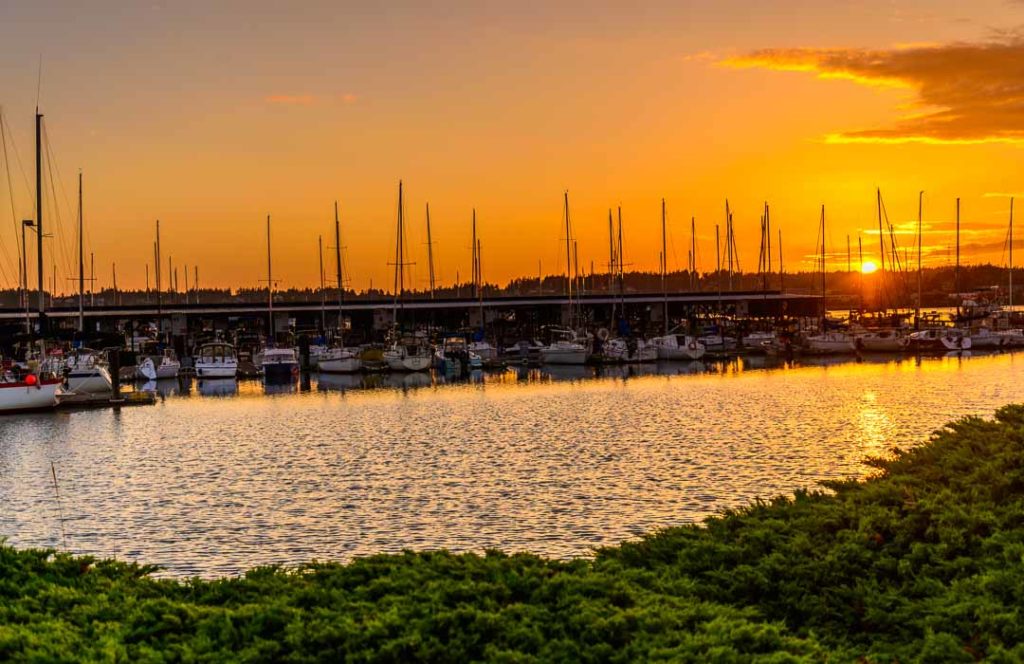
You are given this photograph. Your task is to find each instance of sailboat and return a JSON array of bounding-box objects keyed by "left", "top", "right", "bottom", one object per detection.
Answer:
[
  {"left": 383, "top": 181, "right": 432, "bottom": 372},
  {"left": 0, "top": 111, "right": 62, "bottom": 414},
  {"left": 319, "top": 202, "right": 363, "bottom": 373},
  {"left": 258, "top": 214, "right": 299, "bottom": 380},
  {"left": 804, "top": 205, "right": 856, "bottom": 354},
  {"left": 540, "top": 192, "right": 589, "bottom": 365}
]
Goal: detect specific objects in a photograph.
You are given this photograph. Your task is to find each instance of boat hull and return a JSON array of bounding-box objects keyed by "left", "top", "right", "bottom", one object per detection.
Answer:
[
  {"left": 540, "top": 348, "right": 587, "bottom": 365},
  {"left": 195, "top": 363, "right": 238, "bottom": 378},
  {"left": 319, "top": 357, "right": 362, "bottom": 373},
  {"left": 67, "top": 368, "right": 113, "bottom": 395},
  {"left": 0, "top": 379, "right": 61, "bottom": 413}
]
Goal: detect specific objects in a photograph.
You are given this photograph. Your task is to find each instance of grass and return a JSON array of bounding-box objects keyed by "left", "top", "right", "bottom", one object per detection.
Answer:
[{"left": 4, "top": 405, "right": 1024, "bottom": 661}]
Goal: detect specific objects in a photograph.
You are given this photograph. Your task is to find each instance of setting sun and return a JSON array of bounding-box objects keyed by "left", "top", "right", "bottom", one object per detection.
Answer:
[{"left": 861, "top": 261, "right": 878, "bottom": 274}]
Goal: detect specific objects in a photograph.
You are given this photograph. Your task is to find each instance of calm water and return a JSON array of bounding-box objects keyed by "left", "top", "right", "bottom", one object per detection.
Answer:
[{"left": 2, "top": 352, "right": 1023, "bottom": 577}]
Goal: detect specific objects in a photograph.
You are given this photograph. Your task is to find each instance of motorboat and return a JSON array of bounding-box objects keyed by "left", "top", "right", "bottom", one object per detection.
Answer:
[
  {"left": 968, "top": 326, "right": 1004, "bottom": 350},
  {"left": 997, "top": 329, "right": 1024, "bottom": 347},
  {"left": 803, "top": 332, "right": 857, "bottom": 355},
  {"left": 601, "top": 337, "right": 657, "bottom": 363},
  {"left": 698, "top": 333, "right": 737, "bottom": 354},
  {"left": 648, "top": 333, "right": 707, "bottom": 361},
  {"left": 64, "top": 349, "right": 114, "bottom": 395},
  {"left": 384, "top": 338, "right": 433, "bottom": 372},
  {"left": 0, "top": 361, "right": 62, "bottom": 413},
  {"left": 261, "top": 347, "right": 300, "bottom": 381},
  {"left": 908, "top": 328, "right": 972, "bottom": 353},
  {"left": 434, "top": 336, "right": 481, "bottom": 375},
  {"left": 137, "top": 348, "right": 181, "bottom": 380},
  {"left": 741, "top": 331, "right": 776, "bottom": 352},
  {"left": 194, "top": 343, "right": 239, "bottom": 378},
  {"left": 855, "top": 329, "right": 910, "bottom": 353},
  {"left": 468, "top": 340, "right": 498, "bottom": 363},
  {"left": 318, "top": 346, "right": 362, "bottom": 374},
  {"left": 540, "top": 328, "right": 589, "bottom": 365}
]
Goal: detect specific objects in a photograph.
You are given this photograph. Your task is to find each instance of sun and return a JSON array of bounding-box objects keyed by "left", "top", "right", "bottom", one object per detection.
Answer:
[{"left": 861, "top": 261, "right": 878, "bottom": 274}]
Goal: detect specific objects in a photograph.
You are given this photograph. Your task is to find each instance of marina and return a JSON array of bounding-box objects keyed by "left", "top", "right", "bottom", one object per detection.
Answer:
[{"left": 3, "top": 349, "right": 1023, "bottom": 578}]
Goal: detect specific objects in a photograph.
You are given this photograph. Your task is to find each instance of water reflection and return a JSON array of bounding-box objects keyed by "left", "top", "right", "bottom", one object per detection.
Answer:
[{"left": 3, "top": 349, "right": 1024, "bottom": 578}]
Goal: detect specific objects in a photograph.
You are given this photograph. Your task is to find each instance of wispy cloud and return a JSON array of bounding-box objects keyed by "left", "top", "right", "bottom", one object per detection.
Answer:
[{"left": 722, "top": 34, "right": 1024, "bottom": 144}]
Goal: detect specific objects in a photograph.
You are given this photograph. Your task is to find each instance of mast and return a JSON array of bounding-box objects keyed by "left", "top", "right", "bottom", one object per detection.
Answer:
[
  {"left": 617, "top": 205, "right": 624, "bottom": 315},
  {"left": 391, "top": 181, "right": 405, "bottom": 325},
  {"left": 266, "top": 214, "right": 273, "bottom": 339},
  {"left": 1011, "top": 197, "right": 1015, "bottom": 311},
  {"left": 725, "top": 200, "right": 732, "bottom": 291},
  {"left": 778, "top": 228, "right": 784, "bottom": 292},
  {"left": 90, "top": 253, "right": 95, "bottom": 307},
  {"left": 691, "top": 216, "right": 697, "bottom": 291},
  {"left": 318, "top": 235, "right": 325, "bottom": 331},
  {"left": 77, "top": 170, "right": 84, "bottom": 332},
  {"left": 563, "top": 191, "right": 573, "bottom": 326},
  {"left": 876, "top": 188, "right": 886, "bottom": 312},
  {"left": 917, "top": 191, "right": 923, "bottom": 324},
  {"left": 661, "top": 198, "right": 668, "bottom": 335},
  {"left": 471, "top": 208, "right": 477, "bottom": 298},
  {"left": 112, "top": 262, "right": 118, "bottom": 306},
  {"left": 477, "top": 237, "right": 484, "bottom": 330},
  {"left": 955, "top": 197, "right": 960, "bottom": 319},
  {"left": 155, "top": 220, "right": 162, "bottom": 316},
  {"left": 715, "top": 223, "right": 721, "bottom": 312},
  {"left": 35, "top": 111, "right": 44, "bottom": 333},
  {"left": 334, "top": 201, "right": 344, "bottom": 341},
  {"left": 859, "top": 235, "right": 864, "bottom": 314},
  {"left": 766, "top": 203, "right": 772, "bottom": 287},
  {"left": 820, "top": 205, "right": 826, "bottom": 330},
  {"left": 426, "top": 203, "right": 435, "bottom": 299}
]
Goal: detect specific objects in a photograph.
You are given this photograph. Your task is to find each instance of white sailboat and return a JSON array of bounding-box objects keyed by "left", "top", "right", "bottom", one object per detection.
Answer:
[
  {"left": 541, "top": 192, "right": 589, "bottom": 366},
  {"left": 384, "top": 181, "right": 432, "bottom": 372},
  {"left": 319, "top": 201, "right": 363, "bottom": 374},
  {"left": 648, "top": 332, "right": 706, "bottom": 361},
  {"left": 137, "top": 348, "right": 181, "bottom": 380},
  {"left": 804, "top": 205, "right": 857, "bottom": 355},
  {"left": 855, "top": 329, "right": 910, "bottom": 352},
  {"left": 66, "top": 349, "right": 114, "bottom": 394}
]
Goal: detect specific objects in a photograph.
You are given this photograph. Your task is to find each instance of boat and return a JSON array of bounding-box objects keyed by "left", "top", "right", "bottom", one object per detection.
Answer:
[
  {"left": 468, "top": 340, "right": 498, "bottom": 363},
  {"left": 997, "top": 329, "right": 1024, "bottom": 347},
  {"left": 318, "top": 346, "right": 362, "bottom": 373},
  {"left": 137, "top": 348, "right": 181, "bottom": 380},
  {"left": 261, "top": 347, "right": 299, "bottom": 381},
  {"left": 434, "top": 336, "right": 481, "bottom": 374},
  {"left": 741, "top": 331, "right": 776, "bottom": 352},
  {"left": 648, "top": 333, "right": 707, "bottom": 361},
  {"left": 540, "top": 327, "right": 589, "bottom": 365},
  {"left": 601, "top": 337, "right": 658, "bottom": 363},
  {"left": 384, "top": 337, "right": 433, "bottom": 372},
  {"left": 64, "top": 349, "right": 114, "bottom": 395},
  {"left": 908, "top": 328, "right": 972, "bottom": 352},
  {"left": 968, "top": 326, "right": 1004, "bottom": 349},
  {"left": 0, "top": 361, "right": 62, "bottom": 413},
  {"left": 804, "top": 331, "right": 857, "bottom": 355},
  {"left": 317, "top": 201, "right": 363, "bottom": 375},
  {"left": 855, "top": 329, "right": 910, "bottom": 352},
  {"left": 194, "top": 342, "right": 238, "bottom": 378},
  {"left": 697, "top": 332, "right": 737, "bottom": 353}
]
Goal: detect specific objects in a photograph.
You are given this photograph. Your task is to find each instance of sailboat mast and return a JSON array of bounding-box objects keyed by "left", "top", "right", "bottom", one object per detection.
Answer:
[
  {"left": 426, "top": 203, "right": 435, "bottom": 299},
  {"left": 477, "top": 238, "right": 484, "bottom": 328},
  {"left": 859, "top": 235, "right": 864, "bottom": 314},
  {"left": 778, "top": 228, "right": 784, "bottom": 292},
  {"left": 266, "top": 214, "right": 273, "bottom": 339},
  {"left": 334, "top": 201, "right": 344, "bottom": 339},
  {"left": 155, "top": 220, "right": 162, "bottom": 316},
  {"left": 955, "top": 197, "right": 960, "bottom": 319},
  {"left": 617, "top": 205, "right": 624, "bottom": 313},
  {"left": 564, "top": 191, "right": 573, "bottom": 324},
  {"left": 917, "top": 191, "right": 923, "bottom": 324},
  {"left": 876, "top": 188, "right": 886, "bottom": 312},
  {"left": 35, "top": 111, "right": 44, "bottom": 331},
  {"left": 1003, "top": 198, "right": 1011, "bottom": 309},
  {"left": 77, "top": 170, "right": 84, "bottom": 332},
  {"left": 318, "top": 235, "right": 325, "bottom": 331},
  {"left": 691, "top": 216, "right": 697, "bottom": 291},
  {"left": 715, "top": 223, "right": 721, "bottom": 311},
  {"left": 661, "top": 198, "right": 668, "bottom": 335},
  {"left": 820, "top": 205, "right": 826, "bottom": 330},
  {"left": 471, "top": 208, "right": 477, "bottom": 298},
  {"left": 766, "top": 203, "right": 772, "bottom": 286},
  {"left": 725, "top": 200, "right": 732, "bottom": 291}
]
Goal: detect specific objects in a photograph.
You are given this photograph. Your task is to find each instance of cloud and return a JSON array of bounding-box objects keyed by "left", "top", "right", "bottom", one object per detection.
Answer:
[
  {"left": 722, "top": 35, "right": 1024, "bottom": 144},
  {"left": 264, "top": 94, "right": 317, "bottom": 106}
]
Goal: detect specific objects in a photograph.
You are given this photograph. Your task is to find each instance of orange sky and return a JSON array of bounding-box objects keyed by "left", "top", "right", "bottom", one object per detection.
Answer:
[{"left": 1, "top": 1, "right": 1023, "bottom": 293}]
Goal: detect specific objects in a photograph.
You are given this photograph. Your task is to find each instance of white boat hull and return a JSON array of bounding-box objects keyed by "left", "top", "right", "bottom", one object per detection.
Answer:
[
  {"left": 195, "top": 363, "right": 238, "bottom": 378},
  {"left": 0, "top": 379, "right": 61, "bottom": 413},
  {"left": 804, "top": 335, "right": 856, "bottom": 354},
  {"left": 319, "top": 356, "right": 362, "bottom": 373},
  {"left": 67, "top": 367, "right": 113, "bottom": 395}
]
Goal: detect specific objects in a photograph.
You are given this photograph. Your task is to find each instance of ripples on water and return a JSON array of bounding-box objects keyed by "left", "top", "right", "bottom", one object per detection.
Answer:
[{"left": 1, "top": 351, "right": 1022, "bottom": 577}]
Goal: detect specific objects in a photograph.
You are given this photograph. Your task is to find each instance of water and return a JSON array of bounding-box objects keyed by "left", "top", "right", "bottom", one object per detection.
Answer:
[{"left": 2, "top": 351, "right": 1023, "bottom": 577}]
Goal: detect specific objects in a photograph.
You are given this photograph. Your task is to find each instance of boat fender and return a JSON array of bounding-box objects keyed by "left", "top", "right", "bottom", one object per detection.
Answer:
[{"left": 26, "top": 374, "right": 37, "bottom": 387}]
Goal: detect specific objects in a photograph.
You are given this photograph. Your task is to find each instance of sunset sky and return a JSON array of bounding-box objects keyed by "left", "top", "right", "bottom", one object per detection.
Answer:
[{"left": 1, "top": 0, "right": 1023, "bottom": 293}]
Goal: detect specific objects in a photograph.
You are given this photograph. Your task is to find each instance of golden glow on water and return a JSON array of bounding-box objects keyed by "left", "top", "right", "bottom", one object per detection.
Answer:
[{"left": 2, "top": 351, "right": 1023, "bottom": 577}]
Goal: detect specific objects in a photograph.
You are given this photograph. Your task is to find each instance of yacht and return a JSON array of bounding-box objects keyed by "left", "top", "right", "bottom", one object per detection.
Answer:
[
  {"left": 261, "top": 347, "right": 300, "bottom": 381},
  {"left": 648, "top": 333, "right": 707, "bottom": 361},
  {"left": 855, "top": 329, "right": 910, "bottom": 352},
  {"left": 968, "top": 326, "right": 1003, "bottom": 350},
  {"left": 384, "top": 334, "right": 433, "bottom": 372},
  {"left": 908, "top": 328, "right": 972, "bottom": 353},
  {"left": 318, "top": 346, "right": 362, "bottom": 374},
  {"left": 137, "top": 348, "right": 181, "bottom": 380},
  {"left": 803, "top": 331, "right": 857, "bottom": 355},
  {"left": 65, "top": 349, "right": 113, "bottom": 395},
  {"left": 540, "top": 328, "right": 589, "bottom": 365},
  {"left": 194, "top": 343, "right": 239, "bottom": 378}
]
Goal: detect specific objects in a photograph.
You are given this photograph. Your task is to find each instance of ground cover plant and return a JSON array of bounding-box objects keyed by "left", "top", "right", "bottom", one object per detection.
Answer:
[{"left": 3, "top": 405, "right": 1024, "bottom": 661}]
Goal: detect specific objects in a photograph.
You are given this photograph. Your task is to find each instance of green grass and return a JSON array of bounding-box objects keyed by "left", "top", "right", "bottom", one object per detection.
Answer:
[{"left": 5, "top": 405, "right": 1024, "bottom": 662}]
